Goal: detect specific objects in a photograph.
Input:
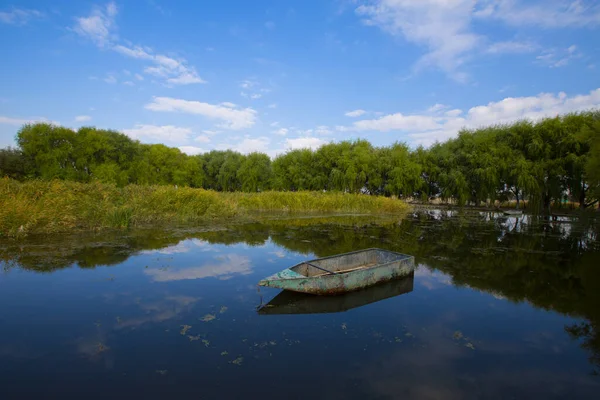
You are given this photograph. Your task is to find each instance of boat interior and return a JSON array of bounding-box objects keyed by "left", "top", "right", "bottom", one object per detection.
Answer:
[{"left": 290, "top": 249, "right": 408, "bottom": 277}]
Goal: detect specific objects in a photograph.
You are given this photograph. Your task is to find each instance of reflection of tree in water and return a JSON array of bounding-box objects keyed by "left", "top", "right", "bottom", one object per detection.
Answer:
[{"left": 1, "top": 211, "right": 599, "bottom": 373}]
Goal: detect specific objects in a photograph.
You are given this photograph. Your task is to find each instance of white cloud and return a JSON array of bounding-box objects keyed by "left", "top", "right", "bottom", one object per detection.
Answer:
[
  {"left": 240, "top": 79, "right": 257, "bottom": 89},
  {"left": 123, "top": 80, "right": 135, "bottom": 86},
  {"left": 122, "top": 124, "right": 192, "bottom": 144},
  {"left": 166, "top": 72, "right": 204, "bottom": 85},
  {"left": 265, "top": 21, "right": 276, "bottom": 30},
  {"left": 73, "top": 2, "right": 117, "bottom": 47},
  {"left": 202, "top": 130, "right": 220, "bottom": 135},
  {"left": 340, "top": 114, "right": 439, "bottom": 133},
  {"left": 315, "top": 126, "right": 333, "bottom": 135},
  {"left": 73, "top": 4, "right": 204, "bottom": 85},
  {"left": 145, "top": 97, "right": 257, "bottom": 130},
  {"left": 267, "top": 103, "right": 277, "bottom": 109},
  {"left": 284, "top": 137, "right": 327, "bottom": 150},
  {"left": 220, "top": 102, "right": 237, "bottom": 108},
  {"left": 536, "top": 45, "right": 582, "bottom": 68},
  {"left": 345, "top": 109, "right": 366, "bottom": 117},
  {"left": 0, "top": 115, "right": 54, "bottom": 126},
  {"left": 273, "top": 128, "right": 288, "bottom": 136},
  {"left": 475, "top": 0, "right": 600, "bottom": 28},
  {"left": 0, "top": 8, "right": 43, "bottom": 25},
  {"left": 104, "top": 74, "right": 117, "bottom": 84},
  {"left": 134, "top": 73, "right": 144, "bottom": 81},
  {"left": 240, "top": 79, "right": 268, "bottom": 99},
  {"left": 112, "top": 44, "right": 152, "bottom": 59},
  {"left": 270, "top": 121, "right": 280, "bottom": 127},
  {"left": 179, "top": 146, "right": 205, "bottom": 155},
  {"left": 194, "top": 135, "right": 211, "bottom": 143},
  {"left": 355, "top": 0, "right": 597, "bottom": 81},
  {"left": 427, "top": 104, "right": 449, "bottom": 113},
  {"left": 232, "top": 137, "right": 271, "bottom": 154},
  {"left": 75, "top": 115, "right": 92, "bottom": 122},
  {"left": 356, "top": 0, "right": 479, "bottom": 82},
  {"left": 337, "top": 87, "right": 600, "bottom": 146},
  {"left": 486, "top": 41, "right": 537, "bottom": 54}
]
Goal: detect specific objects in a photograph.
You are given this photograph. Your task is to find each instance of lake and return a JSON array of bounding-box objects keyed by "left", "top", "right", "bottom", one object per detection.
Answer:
[{"left": 1, "top": 210, "right": 599, "bottom": 399}]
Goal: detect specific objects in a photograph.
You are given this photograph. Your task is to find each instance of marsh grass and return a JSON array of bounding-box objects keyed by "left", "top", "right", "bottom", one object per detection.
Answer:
[{"left": 0, "top": 178, "right": 409, "bottom": 237}]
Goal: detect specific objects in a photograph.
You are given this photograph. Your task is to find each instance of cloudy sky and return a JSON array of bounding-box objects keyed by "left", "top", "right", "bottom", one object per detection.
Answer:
[{"left": 1, "top": 0, "right": 599, "bottom": 156}]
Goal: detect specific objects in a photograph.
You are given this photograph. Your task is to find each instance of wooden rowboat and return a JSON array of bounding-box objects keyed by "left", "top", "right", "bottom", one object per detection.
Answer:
[
  {"left": 258, "top": 273, "right": 414, "bottom": 314},
  {"left": 258, "top": 248, "right": 415, "bottom": 295}
]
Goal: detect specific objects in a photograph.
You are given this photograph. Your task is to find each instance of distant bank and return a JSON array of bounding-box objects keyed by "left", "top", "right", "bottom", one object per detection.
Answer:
[{"left": 0, "top": 179, "right": 409, "bottom": 238}]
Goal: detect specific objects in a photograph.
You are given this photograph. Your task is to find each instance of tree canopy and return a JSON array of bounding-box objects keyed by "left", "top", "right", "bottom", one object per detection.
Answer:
[{"left": 1, "top": 110, "right": 599, "bottom": 210}]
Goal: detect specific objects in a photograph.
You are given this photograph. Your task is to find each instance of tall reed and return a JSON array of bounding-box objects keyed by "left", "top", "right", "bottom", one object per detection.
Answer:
[{"left": 0, "top": 179, "right": 409, "bottom": 237}]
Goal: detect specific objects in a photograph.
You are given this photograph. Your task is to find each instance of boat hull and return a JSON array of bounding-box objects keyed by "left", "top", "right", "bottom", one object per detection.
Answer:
[
  {"left": 258, "top": 273, "right": 414, "bottom": 314},
  {"left": 258, "top": 249, "right": 415, "bottom": 295}
]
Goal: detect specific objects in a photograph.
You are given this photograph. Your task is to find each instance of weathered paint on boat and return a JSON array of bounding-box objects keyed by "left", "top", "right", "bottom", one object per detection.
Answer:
[
  {"left": 258, "top": 273, "right": 414, "bottom": 314},
  {"left": 258, "top": 248, "right": 415, "bottom": 295}
]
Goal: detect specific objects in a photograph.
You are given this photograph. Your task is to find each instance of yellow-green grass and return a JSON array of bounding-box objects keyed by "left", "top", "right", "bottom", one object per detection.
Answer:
[{"left": 0, "top": 178, "right": 409, "bottom": 237}]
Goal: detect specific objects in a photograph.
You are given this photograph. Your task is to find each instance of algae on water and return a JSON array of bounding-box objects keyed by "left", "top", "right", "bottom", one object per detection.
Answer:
[
  {"left": 231, "top": 357, "right": 243, "bottom": 366},
  {"left": 180, "top": 325, "right": 192, "bottom": 335},
  {"left": 201, "top": 314, "right": 216, "bottom": 322}
]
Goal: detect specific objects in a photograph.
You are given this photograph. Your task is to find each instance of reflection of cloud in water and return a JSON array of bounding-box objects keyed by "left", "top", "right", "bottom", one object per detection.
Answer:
[
  {"left": 269, "top": 250, "right": 286, "bottom": 258},
  {"left": 115, "top": 295, "right": 200, "bottom": 330},
  {"left": 415, "top": 264, "right": 452, "bottom": 290},
  {"left": 144, "top": 254, "right": 252, "bottom": 282},
  {"left": 141, "top": 239, "right": 211, "bottom": 255},
  {"left": 358, "top": 317, "right": 600, "bottom": 399}
]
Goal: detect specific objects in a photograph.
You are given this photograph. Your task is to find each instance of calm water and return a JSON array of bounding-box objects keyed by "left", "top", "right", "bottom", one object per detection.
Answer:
[{"left": 1, "top": 211, "right": 599, "bottom": 399}]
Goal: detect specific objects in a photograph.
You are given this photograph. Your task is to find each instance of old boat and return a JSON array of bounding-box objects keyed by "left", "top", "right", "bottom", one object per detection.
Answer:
[
  {"left": 258, "top": 273, "right": 414, "bottom": 314},
  {"left": 258, "top": 248, "right": 415, "bottom": 295}
]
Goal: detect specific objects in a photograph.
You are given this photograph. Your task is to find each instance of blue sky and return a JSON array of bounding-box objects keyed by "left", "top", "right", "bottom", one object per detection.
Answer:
[{"left": 1, "top": 0, "right": 599, "bottom": 156}]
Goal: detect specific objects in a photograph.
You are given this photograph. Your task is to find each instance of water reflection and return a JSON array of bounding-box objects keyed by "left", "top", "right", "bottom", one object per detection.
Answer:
[
  {"left": 145, "top": 253, "right": 252, "bottom": 282},
  {"left": 258, "top": 273, "right": 414, "bottom": 315},
  {"left": 0, "top": 211, "right": 599, "bottom": 398}
]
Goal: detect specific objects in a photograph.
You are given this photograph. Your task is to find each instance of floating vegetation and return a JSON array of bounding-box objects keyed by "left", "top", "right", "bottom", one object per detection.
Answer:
[
  {"left": 155, "top": 370, "right": 168, "bottom": 375},
  {"left": 269, "top": 340, "right": 277, "bottom": 346},
  {"left": 231, "top": 357, "right": 243, "bottom": 366},
  {"left": 202, "top": 339, "right": 210, "bottom": 347},
  {"left": 188, "top": 335, "right": 201, "bottom": 342},
  {"left": 219, "top": 306, "right": 228, "bottom": 314},
  {"left": 180, "top": 325, "right": 192, "bottom": 335},
  {"left": 96, "top": 342, "right": 109, "bottom": 354},
  {"left": 404, "top": 332, "right": 414, "bottom": 338},
  {"left": 465, "top": 342, "right": 476, "bottom": 350},
  {"left": 201, "top": 314, "right": 216, "bottom": 322},
  {"left": 341, "top": 323, "right": 347, "bottom": 330},
  {"left": 94, "top": 321, "right": 101, "bottom": 327},
  {"left": 453, "top": 331, "right": 464, "bottom": 340},
  {"left": 107, "top": 276, "right": 115, "bottom": 281},
  {"left": 115, "top": 316, "right": 122, "bottom": 324},
  {"left": 221, "top": 351, "right": 228, "bottom": 356},
  {"left": 394, "top": 337, "right": 403, "bottom": 343}
]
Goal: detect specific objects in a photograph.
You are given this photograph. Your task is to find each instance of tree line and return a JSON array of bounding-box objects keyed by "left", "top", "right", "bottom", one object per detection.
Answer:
[{"left": 1, "top": 110, "right": 599, "bottom": 211}]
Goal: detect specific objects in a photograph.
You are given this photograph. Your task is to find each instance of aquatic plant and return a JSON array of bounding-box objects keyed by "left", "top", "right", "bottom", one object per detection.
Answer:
[{"left": 0, "top": 178, "right": 408, "bottom": 237}]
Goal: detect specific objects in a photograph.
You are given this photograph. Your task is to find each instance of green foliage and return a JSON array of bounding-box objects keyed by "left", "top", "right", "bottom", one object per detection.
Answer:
[
  {"left": 0, "top": 147, "right": 28, "bottom": 179},
  {"left": 2, "top": 111, "right": 599, "bottom": 211},
  {"left": 0, "top": 178, "right": 409, "bottom": 237}
]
